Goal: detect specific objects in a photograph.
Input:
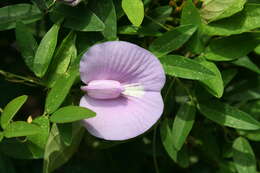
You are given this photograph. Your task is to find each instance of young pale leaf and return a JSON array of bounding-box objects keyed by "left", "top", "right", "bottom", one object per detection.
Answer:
[
  {"left": 43, "top": 123, "right": 84, "bottom": 173},
  {"left": 204, "top": 33, "right": 259, "bottom": 61},
  {"left": 231, "top": 56, "right": 260, "bottom": 74},
  {"left": 233, "top": 137, "right": 257, "bottom": 173},
  {"left": 202, "top": 3, "right": 260, "bottom": 36},
  {"left": 44, "top": 32, "right": 77, "bottom": 87},
  {"left": 89, "top": 0, "right": 117, "bottom": 39},
  {"left": 122, "top": 0, "right": 144, "bottom": 27},
  {"left": 1, "top": 95, "right": 28, "bottom": 129},
  {"left": 4, "top": 121, "right": 42, "bottom": 138},
  {"left": 27, "top": 116, "right": 50, "bottom": 150},
  {"left": 0, "top": 4, "right": 42, "bottom": 31},
  {"left": 160, "top": 55, "right": 215, "bottom": 80},
  {"left": 15, "top": 22, "right": 38, "bottom": 72},
  {"left": 149, "top": 25, "right": 197, "bottom": 57},
  {"left": 198, "top": 100, "right": 260, "bottom": 130},
  {"left": 33, "top": 22, "right": 60, "bottom": 77},
  {"left": 172, "top": 102, "right": 196, "bottom": 151},
  {"left": 45, "top": 69, "right": 78, "bottom": 114},
  {"left": 197, "top": 59, "right": 224, "bottom": 98},
  {"left": 50, "top": 106, "right": 95, "bottom": 123},
  {"left": 160, "top": 118, "right": 190, "bottom": 168},
  {"left": 51, "top": 4, "right": 105, "bottom": 32},
  {"left": 200, "top": 0, "right": 246, "bottom": 22}
]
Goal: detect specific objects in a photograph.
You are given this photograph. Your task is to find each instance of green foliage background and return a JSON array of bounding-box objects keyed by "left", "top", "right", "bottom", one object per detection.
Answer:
[{"left": 0, "top": 0, "right": 260, "bottom": 172}]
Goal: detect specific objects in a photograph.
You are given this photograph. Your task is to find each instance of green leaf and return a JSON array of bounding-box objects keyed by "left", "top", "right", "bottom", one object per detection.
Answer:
[
  {"left": 45, "top": 69, "right": 78, "bottom": 114},
  {"left": 197, "top": 58, "right": 224, "bottom": 98},
  {"left": 89, "top": 0, "right": 117, "bottom": 39},
  {"left": 224, "top": 77, "right": 260, "bottom": 102},
  {"left": 181, "top": 0, "right": 201, "bottom": 26},
  {"left": 50, "top": 106, "right": 95, "bottom": 123},
  {"left": 122, "top": 0, "right": 144, "bottom": 27},
  {"left": 44, "top": 32, "right": 77, "bottom": 87},
  {"left": 4, "top": 121, "right": 42, "bottom": 138},
  {"left": 160, "top": 118, "right": 190, "bottom": 168},
  {"left": 172, "top": 102, "right": 196, "bottom": 151},
  {"left": 0, "top": 138, "right": 44, "bottom": 159},
  {"left": 160, "top": 55, "right": 215, "bottom": 80},
  {"left": 202, "top": 3, "right": 260, "bottom": 36},
  {"left": 15, "top": 22, "right": 38, "bottom": 72},
  {"left": 231, "top": 56, "right": 260, "bottom": 74},
  {"left": 43, "top": 123, "right": 84, "bottom": 173},
  {"left": 149, "top": 25, "right": 197, "bottom": 57},
  {"left": 1, "top": 95, "right": 28, "bottom": 129},
  {"left": 221, "top": 69, "right": 238, "bottom": 87},
  {"left": 198, "top": 100, "right": 260, "bottom": 130},
  {"left": 27, "top": 116, "right": 50, "bottom": 150},
  {"left": 181, "top": 0, "right": 205, "bottom": 54},
  {"left": 0, "top": 132, "right": 3, "bottom": 142},
  {"left": 0, "top": 3, "right": 42, "bottom": 31},
  {"left": 51, "top": 4, "right": 105, "bottom": 32},
  {"left": 204, "top": 33, "right": 259, "bottom": 61},
  {"left": 0, "top": 154, "right": 16, "bottom": 173},
  {"left": 33, "top": 22, "right": 60, "bottom": 77},
  {"left": 200, "top": 0, "right": 246, "bottom": 22},
  {"left": 233, "top": 137, "right": 257, "bottom": 173}
]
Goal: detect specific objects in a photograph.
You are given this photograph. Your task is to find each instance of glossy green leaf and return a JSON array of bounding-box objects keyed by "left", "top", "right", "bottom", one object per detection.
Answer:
[
  {"left": 51, "top": 4, "right": 105, "bottom": 32},
  {"left": 45, "top": 69, "right": 78, "bottom": 114},
  {"left": 198, "top": 100, "right": 260, "bottom": 130},
  {"left": 197, "top": 58, "right": 224, "bottom": 98},
  {"left": 43, "top": 123, "right": 84, "bottom": 173},
  {"left": 50, "top": 106, "right": 95, "bottom": 123},
  {"left": 27, "top": 116, "right": 50, "bottom": 150},
  {"left": 15, "top": 22, "right": 38, "bottom": 72},
  {"left": 160, "top": 55, "right": 215, "bottom": 80},
  {"left": 0, "top": 3, "right": 42, "bottom": 31},
  {"left": 33, "top": 22, "right": 60, "bottom": 77},
  {"left": 221, "top": 69, "right": 238, "bottom": 87},
  {"left": 44, "top": 32, "right": 77, "bottom": 87},
  {"left": 4, "top": 121, "right": 42, "bottom": 138},
  {"left": 231, "top": 56, "right": 260, "bottom": 74},
  {"left": 1, "top": 95, "right": 28, "bottom": 129},
  {"left": 181, "top": 0, "right": 201, "bottom": 26},
  {"left": 149, "top": 25, "right": 197, "bottom": 57},
  {"left": 122, "top": 0, "right": 144, "bottom": 27},
  {"left": 204, "top": 33, "right": 259, "bottom": 61},
  {"left": 200, "top": 0, "right": 246, "bottom": 22},
  {"left": 233, "top": 137, "right": 257, "bottom": 173},
  {"left": 172, "top": 102, "right": 196, "bottom": 151},
  {"left": 0, "top": 138, "right": 44, "bottom": 159},
  {"left": 160, "top": 118, "right": 190, "bottom": 168},
  {"left": 202, "top": 3, "right": 260, "bottom": 36},
  {"left": 0, "top": 132, "right": 3, "bottom": 142},
  {"left": 89, "top": 0, "right": 117, "bottom": 39},
  {"left": 225, "top": 77, "right": 260, "bottom": 102}
]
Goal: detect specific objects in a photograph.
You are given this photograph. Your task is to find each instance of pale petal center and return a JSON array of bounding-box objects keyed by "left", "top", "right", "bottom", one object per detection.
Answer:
[{"left": 81, "top": 80, "right": 123, "bottom": 99}]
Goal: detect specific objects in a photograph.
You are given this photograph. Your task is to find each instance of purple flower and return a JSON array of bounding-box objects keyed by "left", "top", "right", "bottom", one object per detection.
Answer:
[{"left": 79, "top": 41, "right": 165, "bottom": 140}]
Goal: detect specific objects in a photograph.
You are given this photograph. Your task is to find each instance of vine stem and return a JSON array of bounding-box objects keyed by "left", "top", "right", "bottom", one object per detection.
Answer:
[{"left": 0, "top": 69, "right": 44, "bottom": 87}]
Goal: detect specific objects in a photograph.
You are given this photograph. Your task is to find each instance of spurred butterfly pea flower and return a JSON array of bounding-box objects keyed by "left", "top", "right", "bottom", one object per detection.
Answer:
[{"left": 79, "top": 41, "right": 165, "bottom": 140}]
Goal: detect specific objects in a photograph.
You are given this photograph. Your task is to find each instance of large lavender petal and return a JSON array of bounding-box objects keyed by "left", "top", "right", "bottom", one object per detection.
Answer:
[
  {"left": 80, "top": 41, "right": 165, "bottom": 92},
  {"left": 80, "top": 91, "right": 163, "bottom": 140}
]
